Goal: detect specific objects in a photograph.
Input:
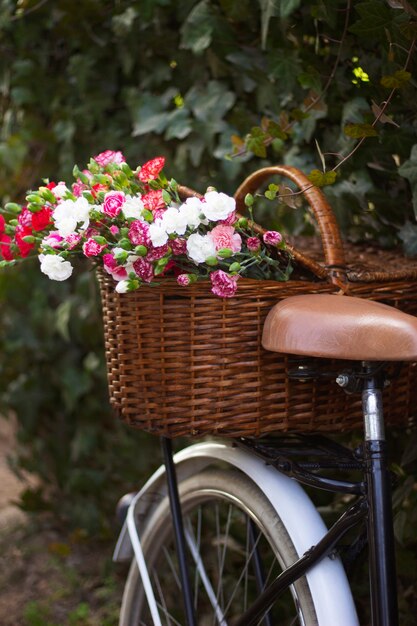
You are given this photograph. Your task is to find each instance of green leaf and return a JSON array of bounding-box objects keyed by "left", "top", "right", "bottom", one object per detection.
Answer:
[
  {"left": 164, "top": 108, "right": 192, "bottom": 140},
  {"left": 308, "top": 169, "right": 337, "bottom": 187},
  {"left": 380, "top": 69, "right": 411, "bottom": 89},
  {"left": 267, "top": 50, "right": 301, "bottom": 89},
  {"left": 398, "top": 222, "right": 417, "bottom": 256},
  {"left": 344, "top": 123, "right": 378, "bottom": 138},
  {"left": 399, "top": 19, "right": 417, "bottom": 40},
  {"left": 349, "top": 2, "right": 394, "bottom": 38},
  {"left": 181, "top": 0, "right": 215, "bottom": 54},
  {"left": 246, "top": 128, "right": 268, "bottom": 158},
  {"left": 398, "top": 145, "right": 417, "bottom": 217},
  {"left": 55, "top": 300, "right": 72, "bottom": 342},
  {"left": 186, "top": 81, "right": 236, "bottom": 123},
  {"left": 267, "top": 120, "right": 288, "bottom": 140},
  {"left": 129, "top": 93, "right": 168, "bottom": 137}
]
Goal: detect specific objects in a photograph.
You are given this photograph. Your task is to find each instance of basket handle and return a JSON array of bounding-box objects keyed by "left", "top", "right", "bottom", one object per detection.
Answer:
[
  {"left": 178, "top": 165, "right": 347, "bottom": 286},
  {"left": 234, "top": 165, "right": 347, "bottom": 284}
]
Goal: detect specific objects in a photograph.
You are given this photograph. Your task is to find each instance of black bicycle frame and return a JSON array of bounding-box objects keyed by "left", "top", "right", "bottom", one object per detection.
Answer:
[{"left": 161, "top": 370, "right": 399, "bottom": 626}]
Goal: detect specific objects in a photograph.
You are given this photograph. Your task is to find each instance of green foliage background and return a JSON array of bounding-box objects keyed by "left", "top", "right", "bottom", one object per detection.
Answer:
[{"left": 0, "top": 0, "right": 417, "bottom": 620}]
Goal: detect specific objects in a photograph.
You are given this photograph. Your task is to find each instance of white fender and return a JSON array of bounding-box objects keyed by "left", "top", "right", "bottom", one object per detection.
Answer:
[{"left": 114, "top": 440, "right": 359, "bottom": 626}]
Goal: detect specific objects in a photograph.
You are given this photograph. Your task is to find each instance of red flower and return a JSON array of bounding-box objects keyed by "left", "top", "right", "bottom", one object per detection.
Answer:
[
  {"left": 0, "top": 234, "right": 13, "bottom": 261},
  {"left": 15, "top": 226, "right": 34, "bottom": 258},
  {"left": 138, "top": 157, "right": 165, "bottom": 183},
  {"left": 0, "top": 214, "right": 5, "bottom": 234},
  {"left": 91, "top": 183, "right": 109, "bottom": 198},
  {"left": 46, "top": 182, "right": 56, "bottom": 190},
  {"left": 32, "top": 207, "right": 53, "bottom": 232},
  {"left": 142, "top": 189, "right": 165, "bottom": 212}
]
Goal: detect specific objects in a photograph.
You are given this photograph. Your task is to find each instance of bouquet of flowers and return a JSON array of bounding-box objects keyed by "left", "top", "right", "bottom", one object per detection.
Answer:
[{"left": 0, "top": 150, "right": 291, "bottom": 298}]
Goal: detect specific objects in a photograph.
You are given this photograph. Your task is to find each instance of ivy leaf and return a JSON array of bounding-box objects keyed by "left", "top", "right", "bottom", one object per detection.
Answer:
[
  {"left": 344, "top": 123, "right": 378, "bottom": 138},
  {"left": 267, "top": 120, "right": 288, "bottom": 140},
  {"left": 349, "top": 2, "right": 394, "bottom": 38},
  {"left": 246, "top": 127, "right": 268, "bottom": 158},
  {"left": 129, "top": 93, "right": 168, "bottom": 137},
  {"left": 398, "top": 222, "right": 417, "bottom": 256},
  {"left": 399, "top": 20, "right": 417, "bottom": 40},
  {"left": 181, "top": 0, "right": 215, "bottom": 54},
  {"left": 267, "top": 50, "right": 301, "bottom": 90},
  {"left": 398, "top": 144, "right": 417, "bottom": 217},
  {"left": 308, "top": 169, "right": 337, "bottom": 187},
  {"left": 186, "top": 81, "right": 236, "bottom": 123},
  {"left": 380, "top": 69, "right": 411, "bottom": 89},
  {"left": 164, "top": 108, "right": 192, "bottom": 140}
]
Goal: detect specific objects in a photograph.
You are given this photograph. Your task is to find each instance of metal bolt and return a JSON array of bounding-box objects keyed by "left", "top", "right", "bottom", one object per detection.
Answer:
[{"left": 336, "top": 374, "right": 350, "bottom": 388}]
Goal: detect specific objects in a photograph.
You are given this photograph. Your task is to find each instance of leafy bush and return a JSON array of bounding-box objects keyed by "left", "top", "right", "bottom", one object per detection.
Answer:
[
  {"left": 0, "top": 0, "right": 416, "bottom": 562},
  {"left": 0, "top": 261, "right": 159, "bottom": 533}
]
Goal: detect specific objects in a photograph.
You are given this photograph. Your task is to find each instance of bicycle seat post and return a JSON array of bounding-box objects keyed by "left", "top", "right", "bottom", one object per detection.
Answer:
[{"left": 362, "top": 366, "right": 398, "bottom": 626}]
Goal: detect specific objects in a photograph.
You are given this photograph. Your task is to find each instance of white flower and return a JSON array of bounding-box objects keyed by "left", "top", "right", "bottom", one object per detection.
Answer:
[
  {"left": 149, "top": 220, "right": 169, "bottom": 247},
  {"left": 122, "top": 194, "right": 145, "bottom": 219},
  {"left": 203, "top": 191, "right": 235, "bottom": 221},
  {"left": 125, "top": 254, "right": 139, "bottom": 275},
  {"left": 161, "top": 206, "right": 188, "bottom": 235},
  {"left": 186, "top": 233, "right": 216, "bottom": 264},
  {"left": 178, "top": 197, "right": 204, "bottom": 230},
  {"left": 73, "top": 196, "right": 90, "bottom": 223},
  {"left": 53, "top": 197, "right": 90, "bottom": 236},
  {"left": 51, "top": 182, "right": 70, "bottom": 199},
  {"left": 39, "top": 254, "right": 73, "bottom": 281},
  {"left": 115, "top": 280, "right": 129, "bottom": 293}
]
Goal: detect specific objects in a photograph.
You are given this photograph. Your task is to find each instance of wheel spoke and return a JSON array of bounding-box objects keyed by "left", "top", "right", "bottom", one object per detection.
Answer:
[{"left": 185, "top": 523, "right": 228, "bottom": 626}]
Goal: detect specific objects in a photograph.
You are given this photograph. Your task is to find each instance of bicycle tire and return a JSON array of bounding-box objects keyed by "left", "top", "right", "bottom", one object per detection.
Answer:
[{"left": 119, "top": 468, "right": 319, "bottom": 625}]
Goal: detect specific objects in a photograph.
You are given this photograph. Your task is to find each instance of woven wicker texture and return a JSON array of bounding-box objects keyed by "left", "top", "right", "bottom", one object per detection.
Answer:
[{"left": 98, "top": 166, "right": 417, "bottom": 438}]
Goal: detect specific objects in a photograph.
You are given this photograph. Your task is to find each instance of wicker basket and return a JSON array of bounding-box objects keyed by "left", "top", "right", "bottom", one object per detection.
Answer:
[{"left": 98, "top": 166, "right": 417, "bottom": 438}]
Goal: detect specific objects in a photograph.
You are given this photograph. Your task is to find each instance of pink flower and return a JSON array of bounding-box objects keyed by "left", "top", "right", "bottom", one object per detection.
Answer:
[
  {"left": 83, "top": 237, "right": 107, "bottom": 257},
  {"left": 103, "top": 191, "right": 125, "bottom": 218},
  {"left": 109, "top": 225, "right": 120, "bottom": 235},
  {"left": 103, "top": 253, "right": 127, "bottom": 280},
  {"left": 146, "top": 243, "right": 169, "bottom": 261},
  {"left": 94, "top": 150, "right": 126, "bottom": 167},
  {"left": 18, "top": 208, "right": 33, "bottom": 229},
  {"left": 263, "top": 230, "right": 282, "bottom": 246},
  {"left": 209, "top": 225, "right": 242, "bottom": 253},
  {"left": 133, "top": 258, "right": 154, "bottom": 283},
  {"left": 43, "top": 231, "right": 64, "bottom": 248},
  {"left": 177, "top": 274, "right": 191, "bottom": 286},
  {"left": 128, "top": 220, "right": 150, "bottom": 246},
  {"left": 246, "top": 236, "right": 261, "bottom": 252},
  {"left": 219, "top": 211, "right": 237, "bottom": 226},
  {"left": 66, "top": 233, "right": 82, "bottom": 249},
  {"left": 210, "top": 270, "right": 239, "bottom": 298},
  {"left": 170, "top": 238, "right": 187, "bottom": 255},
  {"left": 153, "top": 208, "right": 165, "bottom": 221},
  {"left": 138, "top": 157, "right": 165, "bottom": 182},
  {"left": 72, "top": 182, "right": 87, "bottom": 197}
]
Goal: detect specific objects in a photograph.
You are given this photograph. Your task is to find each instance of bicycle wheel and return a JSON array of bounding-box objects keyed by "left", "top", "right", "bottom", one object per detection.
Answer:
[{"left": 119, "top": 468, "right": 318, "bottom": 625}]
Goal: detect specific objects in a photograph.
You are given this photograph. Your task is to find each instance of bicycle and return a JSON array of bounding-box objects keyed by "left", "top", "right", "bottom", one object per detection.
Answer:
[{"left": 112, "top": 291, "right": 417, "bottom": 625}]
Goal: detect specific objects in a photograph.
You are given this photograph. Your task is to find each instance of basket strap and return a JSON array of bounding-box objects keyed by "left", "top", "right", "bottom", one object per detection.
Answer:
[{"left": 234, "top": 166, "right": 347, "bottom": 285}]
